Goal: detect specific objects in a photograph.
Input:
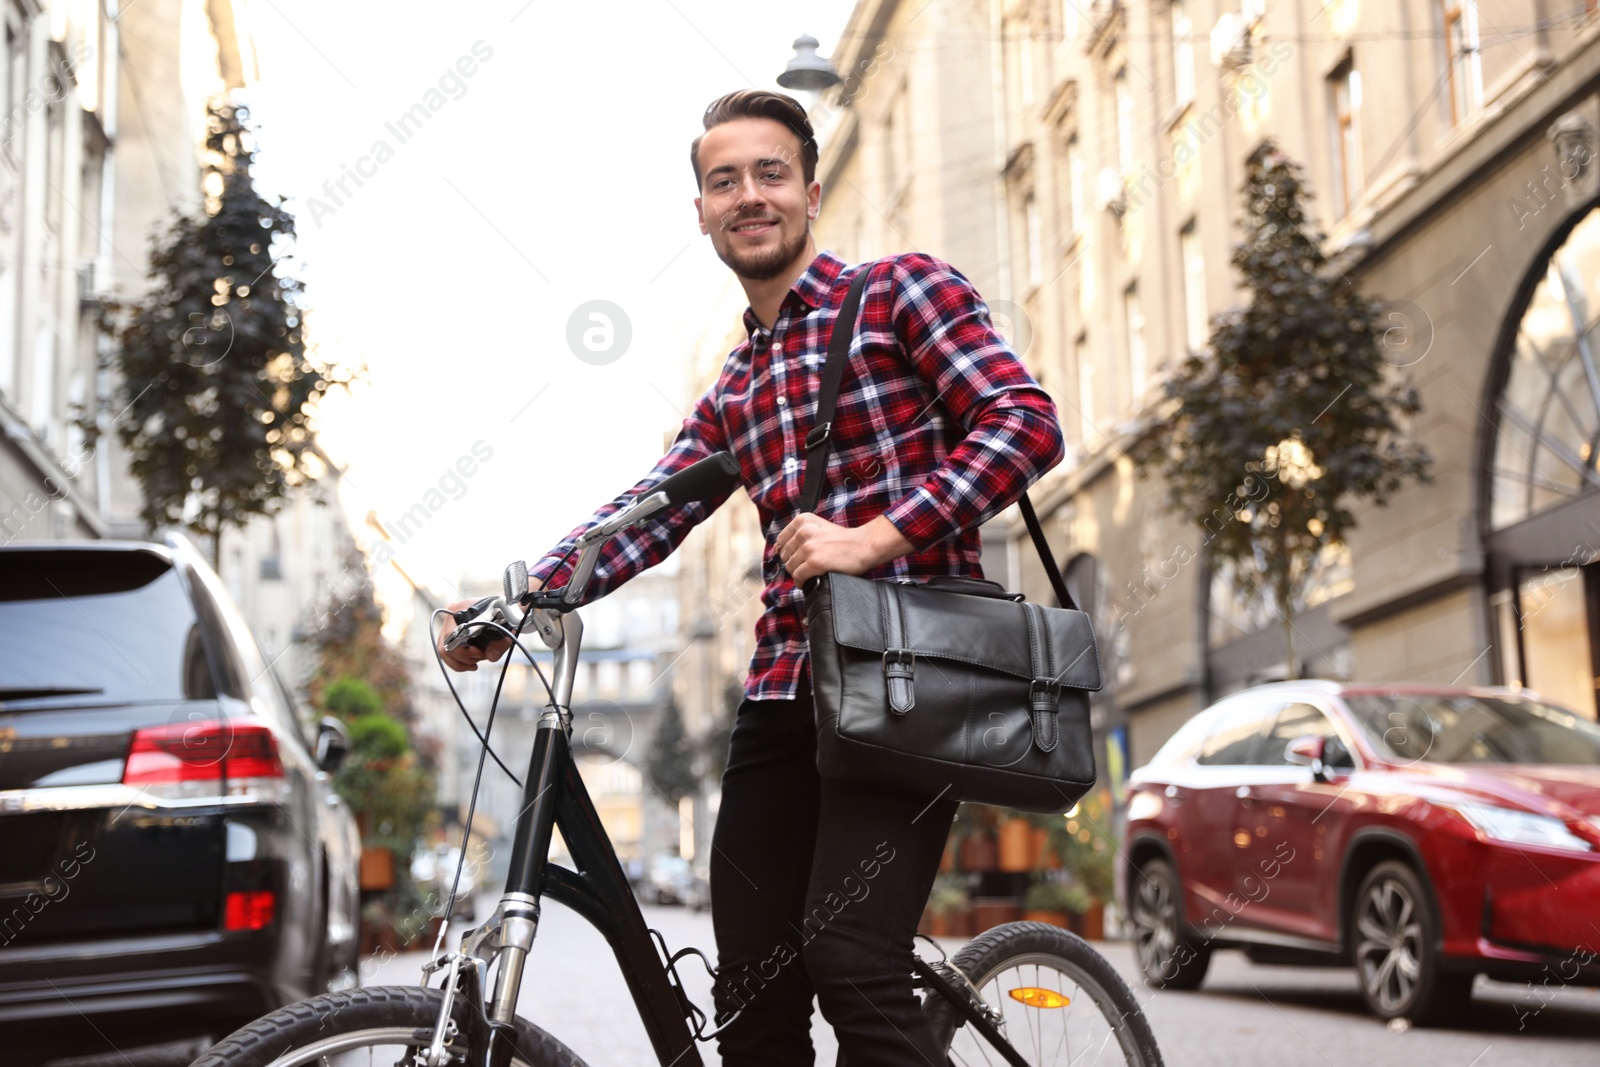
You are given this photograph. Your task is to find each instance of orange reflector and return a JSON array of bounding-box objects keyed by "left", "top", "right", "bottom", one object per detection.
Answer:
[{"left": 1009, "top": 987, "right": 1070, "bottom": 1008}]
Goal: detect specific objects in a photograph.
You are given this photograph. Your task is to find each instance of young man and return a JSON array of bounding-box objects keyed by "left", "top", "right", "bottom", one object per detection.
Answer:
[{"left": 440, "top": 90, "right": 1063, "bottom": 1064}]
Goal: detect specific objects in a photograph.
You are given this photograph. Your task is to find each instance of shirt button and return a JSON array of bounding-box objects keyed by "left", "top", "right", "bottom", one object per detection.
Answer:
[
  {"left": 772, "top": 343, "right": 783, "bottom": 354},
  {"left": 783, "top": 457, "right": 798, "bottom": 473},
  {"left": 776, "top": 396, "right": 787, "bottom": 406}
]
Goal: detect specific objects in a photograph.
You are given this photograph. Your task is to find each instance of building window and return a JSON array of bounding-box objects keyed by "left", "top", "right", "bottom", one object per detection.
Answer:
[
  {"left": 1441, "top": 0, "right": 1482, "bottom": 126},
  {"left": 1180, "top": 220, "right": 1207, "bottom": 352},
  {"left": 1171, "top": 0, "right": 1195, "bottom": 107},
  {"left": 1025, "top": 192, "right": 1043, "bottom": 290},
  {"left": 1124, "top": 282, "right": 1146, "bottom": 399},
  {"left": 1076, "top": 334, "right": 1095, "bottom": 444},
  {"left": 1114, "top": 67, "right": 1134, "bottom": 175},
  {"left": 1066, "top": 133, "right": 1086, "bottom": 237},
  {"left": 1328, "top": 56, "right": 1362, "bottom": 217}
]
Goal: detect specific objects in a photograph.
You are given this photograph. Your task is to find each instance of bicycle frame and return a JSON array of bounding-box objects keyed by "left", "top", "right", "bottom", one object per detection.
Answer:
[
  {"left": 436, "top": 454, "right": 1036, "bottom": 1066},
  {"left": 449, "top": 604, "right": 1032, "bottom": 1067},
  {"left": 459, "top": 609, "right": 706, "bottom": 1067}
]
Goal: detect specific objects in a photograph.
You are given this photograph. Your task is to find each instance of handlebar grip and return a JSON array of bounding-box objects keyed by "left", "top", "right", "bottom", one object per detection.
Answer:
[{"left": 654, "top": 451, "right": 741, "bottom": 506}]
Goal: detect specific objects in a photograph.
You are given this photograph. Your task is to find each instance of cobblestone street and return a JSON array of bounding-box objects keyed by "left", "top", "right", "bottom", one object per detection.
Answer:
[{"left": 362, "top": 900, "right": 1600, "bottom": 1066}]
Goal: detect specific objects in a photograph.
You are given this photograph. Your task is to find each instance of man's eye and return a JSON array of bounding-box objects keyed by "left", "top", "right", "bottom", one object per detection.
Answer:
[{"left": 762, "top": 171, "right": 782, "bottom": 181}]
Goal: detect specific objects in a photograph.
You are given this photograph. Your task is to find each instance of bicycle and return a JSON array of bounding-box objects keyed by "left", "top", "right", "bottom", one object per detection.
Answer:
[{"left": 192, "top": 452, "right": 1164, "bottom": 1067}]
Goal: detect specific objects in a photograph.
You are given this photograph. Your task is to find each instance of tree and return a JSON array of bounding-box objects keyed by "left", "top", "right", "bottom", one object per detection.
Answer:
[
  {"left": 98, "top": 98, "right": 342, "bottom": 563},
  {"left": 1135, "top": 142, "right": 1431, "bottom": 677},
  {"left": 645, "top": 698, "right": 697, "bottom": 808},
  {"left": 304, "top": 553, "right": 418, "bottom": 733}
]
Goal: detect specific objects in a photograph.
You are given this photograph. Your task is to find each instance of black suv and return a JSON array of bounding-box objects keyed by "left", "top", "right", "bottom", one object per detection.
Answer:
[{"left": 0, "top": 537, "right": 361, "bottom": 1062}]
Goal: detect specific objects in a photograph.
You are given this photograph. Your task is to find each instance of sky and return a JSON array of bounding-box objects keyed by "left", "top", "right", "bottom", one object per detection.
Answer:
[{"left": 244, "top": 1, "right": 859, "bottom": 603}]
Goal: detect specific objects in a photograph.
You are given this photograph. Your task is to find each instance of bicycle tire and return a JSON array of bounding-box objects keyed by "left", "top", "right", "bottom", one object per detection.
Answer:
[
  {"left": 188, "top": 985, "right": 590, "bottom": 1067},
  {"left": 922, "top": 921, "right": 1164, "bottom": 1067}
]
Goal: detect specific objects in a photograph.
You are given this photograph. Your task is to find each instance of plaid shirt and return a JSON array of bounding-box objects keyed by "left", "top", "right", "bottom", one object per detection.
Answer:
[{"left": 528, "top": 251, "right": 1064, "bottom": 700}]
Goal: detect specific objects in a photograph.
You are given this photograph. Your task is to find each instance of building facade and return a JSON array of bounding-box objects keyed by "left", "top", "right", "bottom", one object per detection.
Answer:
[
  {"left": 0, "top": 0, "right": 255, "bottom": 545},
  {"left": 813, "top": 0, "right": 1600, "bottom": 769}
]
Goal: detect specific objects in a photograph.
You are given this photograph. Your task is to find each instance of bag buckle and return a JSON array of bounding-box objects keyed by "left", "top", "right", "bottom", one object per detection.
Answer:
[
  {"left": 882, "top": 648, "right": 915, "bottom": 675},
  {"left": 805, "top": 421, "right": 833, "bottom": 449},
  {"left": 882, "top": 649, "right": 915, "bottom": 715},
  {"left": 1029, "top": 677, "right": 1060, "bottom": 713}
]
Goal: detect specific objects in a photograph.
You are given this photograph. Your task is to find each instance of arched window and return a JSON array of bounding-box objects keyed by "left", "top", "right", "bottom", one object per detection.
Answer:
[{"left": 1490, "top": 207, "right": 1600, "bottom": 530}]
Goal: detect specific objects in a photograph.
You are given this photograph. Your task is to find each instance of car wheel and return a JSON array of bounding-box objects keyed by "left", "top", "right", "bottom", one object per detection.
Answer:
[
  {"left": 1128, "top": 857, "right": 1211, "bottom": 990},
  {"left": 1351, "top": 860, "right": 1472, "bottom": 1024}
]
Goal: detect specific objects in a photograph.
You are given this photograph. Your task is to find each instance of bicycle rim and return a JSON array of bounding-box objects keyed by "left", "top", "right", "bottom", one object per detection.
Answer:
[
  {"left": 944, "top": 950, "right": 1148, "bottom": 1066},
  {"left": 254, "top": 1027, "right": 537, "bottom": 1067}
]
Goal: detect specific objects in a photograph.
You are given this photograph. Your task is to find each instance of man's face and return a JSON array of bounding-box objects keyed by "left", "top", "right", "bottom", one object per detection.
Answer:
[{"left": 695, "top": 117, "right": 821, "bottom": 282}]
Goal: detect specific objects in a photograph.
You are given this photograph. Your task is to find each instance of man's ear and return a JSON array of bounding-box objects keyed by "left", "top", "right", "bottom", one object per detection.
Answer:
[
  {"left": 695, "top": 196, "right": 709, "bottom": 235},
  {"left": 807, "top": 180, "right": 821, "bottom": 220}
]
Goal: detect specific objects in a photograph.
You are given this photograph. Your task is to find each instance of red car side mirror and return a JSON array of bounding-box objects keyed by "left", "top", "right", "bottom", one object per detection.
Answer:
[{"left": 1285, "top": 734, "right": 1329, "bottom": 781}]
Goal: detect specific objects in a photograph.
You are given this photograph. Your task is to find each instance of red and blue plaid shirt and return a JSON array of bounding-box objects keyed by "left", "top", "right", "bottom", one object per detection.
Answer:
[{"left": 528, "top": 251, "right": 1064, "bottom": 700}]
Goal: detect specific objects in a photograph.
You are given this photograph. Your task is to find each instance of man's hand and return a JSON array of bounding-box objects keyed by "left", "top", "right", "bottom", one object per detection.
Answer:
[
  {"left": 775, "top": 514, "right": 914, "bottom": 586},
  {"left": 437, "top": 598, "right": 513, "bottom": 672}
]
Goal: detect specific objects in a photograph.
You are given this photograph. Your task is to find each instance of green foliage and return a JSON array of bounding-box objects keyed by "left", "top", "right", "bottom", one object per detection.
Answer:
[
  {"left": 928, "top": 872, "right": 974, "bottom": 915},
  {"left": 1024, "top": 878, "right": 1092, "bottom": 915},
  {"left": 645, "top": 698, "right": 697, "bottom": 807},
  {"left": 97, "top": 98, "right": 345, "bottom": 557},
  {"left": 1046, "top": 794, "right": 1114, "bottom": 902},
  {"left": 324, "top": 676, "right": 383, "bottom": 720},
  {"left": 1135, "top": 142, "right": 1431, "bottom": 673},
  {"left": 348, "top": 713, "right": 409, "bottom": 761},
  {"left": 305, "top": 555, "right": 417, "bottom": 731}
]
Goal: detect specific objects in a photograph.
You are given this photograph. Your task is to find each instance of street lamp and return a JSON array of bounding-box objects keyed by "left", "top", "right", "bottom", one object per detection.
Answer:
[{"left": 777, "top": 34, "right": 841, "bottom": 91}]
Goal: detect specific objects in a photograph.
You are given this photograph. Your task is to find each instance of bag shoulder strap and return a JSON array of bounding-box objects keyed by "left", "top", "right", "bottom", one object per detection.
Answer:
[
  {"left": 798, "top": 259, "right": 1079, "bottom": 613},
  {"left": 798, "top": 264, "right": 870, "bottom": 516}
]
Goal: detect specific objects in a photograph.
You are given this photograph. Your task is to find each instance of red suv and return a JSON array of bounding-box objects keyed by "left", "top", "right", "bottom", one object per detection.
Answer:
[{"left": 1121, "top": 681, "right": 1600, "bottom": 1023}]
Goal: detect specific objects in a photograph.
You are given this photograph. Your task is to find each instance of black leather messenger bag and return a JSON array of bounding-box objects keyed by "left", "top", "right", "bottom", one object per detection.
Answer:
[{"left": 801, "top": 266, "right": 1102, "bottom": 814}]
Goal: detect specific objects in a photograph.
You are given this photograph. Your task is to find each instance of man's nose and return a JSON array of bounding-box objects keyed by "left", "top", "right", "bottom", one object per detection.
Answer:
[{"left": 736, "top": 172, "right": 767, "bottom": 206}]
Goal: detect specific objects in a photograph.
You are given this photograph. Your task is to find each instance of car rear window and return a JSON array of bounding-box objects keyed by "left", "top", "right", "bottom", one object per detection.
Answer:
[
  {"left": 1343, "top": 693, "right": 1600, "bottom": 765},
  {"left": 0, "top": 550, "right": 216, "bottom": 706}
]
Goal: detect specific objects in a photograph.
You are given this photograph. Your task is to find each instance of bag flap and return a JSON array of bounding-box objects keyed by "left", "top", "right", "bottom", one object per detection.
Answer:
[{"left": 822, "top": 574, "right": 1103, "bottom": 692}]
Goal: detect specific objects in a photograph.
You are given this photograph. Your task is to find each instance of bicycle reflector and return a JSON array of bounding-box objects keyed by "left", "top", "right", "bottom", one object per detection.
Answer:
[
  {"left": 1009, "top": 987, "right": 1072, "bottom": 1009},
  {"left": 123, "top": 719, "right": 287, "bottom": 801}
]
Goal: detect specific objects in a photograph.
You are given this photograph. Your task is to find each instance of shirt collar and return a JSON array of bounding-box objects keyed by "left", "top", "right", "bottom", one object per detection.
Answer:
[{"left": 740, "top": 250, "right": 848, "bottom": 339}]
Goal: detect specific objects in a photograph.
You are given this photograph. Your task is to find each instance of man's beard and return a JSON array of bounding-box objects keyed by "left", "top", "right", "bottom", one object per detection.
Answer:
[{"left": 715, "top": 223, "right": 809, "bottom": 282}]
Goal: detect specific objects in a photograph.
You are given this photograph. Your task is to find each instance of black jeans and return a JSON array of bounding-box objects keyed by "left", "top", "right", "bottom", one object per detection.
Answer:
[{"left": 709, "top": 692, "right": 959, "bottom": 1066}]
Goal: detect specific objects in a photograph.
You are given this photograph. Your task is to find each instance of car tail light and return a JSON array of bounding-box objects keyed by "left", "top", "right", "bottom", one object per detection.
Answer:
[
  {"left": 123, "top": 719, "right": 287, "bottom": 801},
  {"left": 224, "top": 890, "right": 276, "bottom": 931}
]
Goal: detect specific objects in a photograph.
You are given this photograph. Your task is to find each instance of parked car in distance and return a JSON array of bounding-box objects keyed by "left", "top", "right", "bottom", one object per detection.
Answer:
[
  {"left": 639, "top": 852, "right": 709, "bottom": 910},
  {"left": 411, "top": 843, "right": 479, "bottom": 922},
  {"left": 0, "top": 537, "right": 361, "bottom": 1062},
  {"left": 1121, "top": 680, "right": 1600, "bottom": 1024}
]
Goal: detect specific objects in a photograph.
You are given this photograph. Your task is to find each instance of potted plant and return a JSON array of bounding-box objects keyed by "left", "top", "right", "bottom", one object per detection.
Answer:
[
  {"left": 926, "top": 873, "right": 973, "bottom": 938},
  {"left": 953, "top": 805, "right": 1000, "bottom": 872},
  {"left": 1022, "top": 879, "right": 1088, "bottom": 928},
  {"left": 999, "top": 814, "right": 1035, "bottom": 871}
]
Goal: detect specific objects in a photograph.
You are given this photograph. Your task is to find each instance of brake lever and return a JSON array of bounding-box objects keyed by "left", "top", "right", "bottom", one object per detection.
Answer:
[{"left": 443, "top": 596, "right": 506, "bottom": 653}]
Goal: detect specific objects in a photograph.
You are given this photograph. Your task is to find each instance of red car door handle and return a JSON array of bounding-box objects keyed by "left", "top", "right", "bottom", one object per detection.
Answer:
[
  {"left": 1165, "top": 785, "right": 1184, "bottom": 806},
  {"left": 1236, "top": 785, "right": 1256, "bottom": 807}
]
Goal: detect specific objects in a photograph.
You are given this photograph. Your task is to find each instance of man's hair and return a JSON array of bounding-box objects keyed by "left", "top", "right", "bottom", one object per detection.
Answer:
[{"left": 690, "top": 90, "right": 818, "bottom": 190}]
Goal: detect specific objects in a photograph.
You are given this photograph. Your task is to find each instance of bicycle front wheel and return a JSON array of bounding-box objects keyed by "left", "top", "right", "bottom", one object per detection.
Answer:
[
  {"left": 922, "top": 921, "right": 1164, "bottom": 1066},
  {"left": 189, "top": 985, "right": 590, "bottom": 1067}
]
